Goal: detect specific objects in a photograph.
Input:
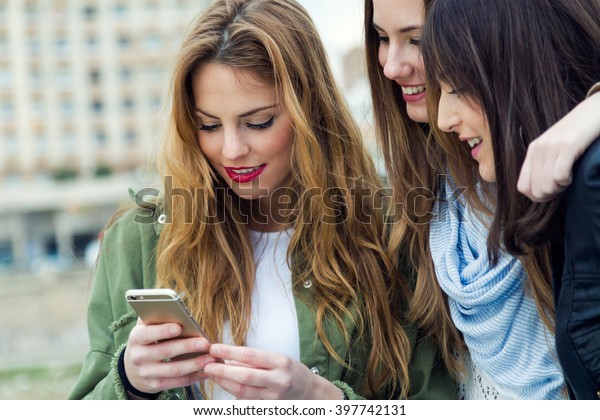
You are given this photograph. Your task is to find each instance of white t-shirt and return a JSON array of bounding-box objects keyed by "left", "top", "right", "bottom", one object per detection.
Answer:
[{"left": 212, "top": 229, "right": 299, "bottom": 399}]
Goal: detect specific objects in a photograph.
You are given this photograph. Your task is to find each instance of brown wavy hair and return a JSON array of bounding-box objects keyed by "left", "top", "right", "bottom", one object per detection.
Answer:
[
  {"left": 364, "top": 0, "right": 464, "bottom": 377},
  {"left": 422, "top": 0, "right": 600, "bottom": 330},
  {"left": 153, "top": 0, "right": 412, "bottom": 398}
]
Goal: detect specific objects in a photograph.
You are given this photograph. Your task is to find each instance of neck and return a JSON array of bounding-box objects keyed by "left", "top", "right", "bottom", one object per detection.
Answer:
[{"left": 245, "top": 187, "right": 295, "bottom": 232}]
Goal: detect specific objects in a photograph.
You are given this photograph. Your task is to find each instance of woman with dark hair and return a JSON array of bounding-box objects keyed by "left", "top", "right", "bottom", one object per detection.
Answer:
[{"left": 422, "top": 0, "right": 600, "bottom": 399}]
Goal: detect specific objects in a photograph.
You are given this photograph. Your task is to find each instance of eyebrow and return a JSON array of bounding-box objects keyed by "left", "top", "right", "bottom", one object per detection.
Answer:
[
  {"left": 372, "top": 23, "right": 421, "bottom": 34},
  {"left": 195, "top": 104, "right": 277, "bottom": 119}
]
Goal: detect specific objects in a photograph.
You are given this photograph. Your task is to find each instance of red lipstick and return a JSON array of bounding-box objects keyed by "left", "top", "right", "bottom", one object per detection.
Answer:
[{"left": 224, "top": 164, "right": 266, "bottom": 183}]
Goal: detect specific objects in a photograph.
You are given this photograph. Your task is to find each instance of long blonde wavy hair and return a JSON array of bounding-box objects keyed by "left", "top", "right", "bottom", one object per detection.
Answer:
[
  {"left": 154, "top": 0, "right": 412, "bottom": 398},
  {"left": 363, "top": 0, "right": 464, "bottom": 377}
]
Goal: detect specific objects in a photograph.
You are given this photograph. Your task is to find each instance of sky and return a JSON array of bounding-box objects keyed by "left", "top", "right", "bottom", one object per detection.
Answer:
[
  {"left": 296, "top": 0, "right": 365, "bottom": 77},
  {"left": 297, "top": 0, "right": 364, "bottom": 53}
]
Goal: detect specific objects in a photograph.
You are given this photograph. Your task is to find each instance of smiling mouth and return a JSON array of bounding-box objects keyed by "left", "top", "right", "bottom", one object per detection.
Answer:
[
  {"left": 224, "top": 164, "right": 266, "bottom": 183},
  {"left": 231, "top": 165, "right": 262, "bottom": 174},
  {"left": 467, "top": 137, "right": 482, "bottom": 148},
  {"left": 401, "top": 85, "right": 426, "bottom": 95}
]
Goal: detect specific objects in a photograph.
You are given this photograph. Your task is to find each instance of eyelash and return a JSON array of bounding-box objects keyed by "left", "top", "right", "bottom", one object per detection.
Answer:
[
  {"left": 198, "top": 124, "right": 218, "bottom": 132},
  {"left": 376, "top": 35, "right": 421, "bottom": 47},
  {"left": 247, "top": 116, "right": 275, "bottom": 130},
  {"left": 376, "top": 35, "right": 389, "bottom": 44},
  {"left": 197, "top": 116, "right": 276, "bottom": 132}
]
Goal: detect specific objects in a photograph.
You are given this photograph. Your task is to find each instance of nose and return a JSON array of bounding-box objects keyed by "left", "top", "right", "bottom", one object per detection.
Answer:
[
  {"left": 437, "top": 90, "right": 460, "bottom": 133},
  {"left": 221, "top": 128, "right": 249, "bottom": 161},
  {"left": 381, "top": 43, "right": 413, "bottom": 81}
]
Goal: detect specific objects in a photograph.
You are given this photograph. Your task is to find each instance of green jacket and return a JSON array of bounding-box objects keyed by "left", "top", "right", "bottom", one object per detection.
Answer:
[{"left": 68, "top": 202, "right": 456, "bottom": 400}]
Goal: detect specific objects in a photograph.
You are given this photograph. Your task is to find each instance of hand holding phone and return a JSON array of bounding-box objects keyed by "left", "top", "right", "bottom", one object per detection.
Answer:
[{"left": 126, "top": 288, "right": 210, "bottom": 360}]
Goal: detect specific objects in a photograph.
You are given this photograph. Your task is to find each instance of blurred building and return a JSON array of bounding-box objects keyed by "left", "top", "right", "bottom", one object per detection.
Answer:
[
  {"left": 340, "top": 45, "right": 383, "bottom": 176},
  {"left": 0, "top": 0, "right": 210, "bottom": 272}
]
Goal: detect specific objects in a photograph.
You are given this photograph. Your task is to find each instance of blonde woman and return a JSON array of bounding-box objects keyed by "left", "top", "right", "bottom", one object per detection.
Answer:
[{"left": 68, "top": 0, "right": 455, "bottom": 400}]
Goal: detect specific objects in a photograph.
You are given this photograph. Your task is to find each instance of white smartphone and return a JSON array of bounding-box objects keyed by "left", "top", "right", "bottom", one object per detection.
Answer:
[{"left": 125, "top": 288, "right": 210, "bottom": 360}]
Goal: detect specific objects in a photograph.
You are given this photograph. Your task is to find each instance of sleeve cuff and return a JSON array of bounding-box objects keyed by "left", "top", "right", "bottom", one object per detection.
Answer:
[
  {"left": 112, "top": 344, "right": 130, "bottom": 400},
  {"left": 332, "top": 380, "right": 364, "bottom": 400}
]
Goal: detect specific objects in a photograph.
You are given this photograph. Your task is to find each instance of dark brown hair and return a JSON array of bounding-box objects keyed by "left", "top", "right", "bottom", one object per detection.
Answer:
[{"left": 422, "top": 0, "right": 600, "bottom": 329}]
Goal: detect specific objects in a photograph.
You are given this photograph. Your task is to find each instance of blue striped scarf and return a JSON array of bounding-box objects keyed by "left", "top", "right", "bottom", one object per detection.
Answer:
[{"left": 429, "top": 178, "right": 565, "bottom": 399}]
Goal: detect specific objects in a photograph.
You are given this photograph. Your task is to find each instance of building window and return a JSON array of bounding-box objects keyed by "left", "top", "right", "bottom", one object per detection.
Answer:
[
  {"left": 28, "top": 38, "right": 40, "bottom": 55},
  {"left": 30, "top": 66, "right": 42, "bottom": 88},
  {"left": 1, "top": 101, "right": 14, "bottom": 120},
  {"left": 35, "top": 131, "right": 47, "bottom": 155},
  {"left": 122, "top": 97, "right": 134, "bottom": 111},
  {"left": 83, "top": 5, "right": 97, "bottom": 21},
  {"left": 94, "top": 129, "right": 107, "bottom": 148},
  {"left": 117, "top": 34, "right": 131, "bottom": 50},
  {"left": 55, "top": 65, "right": 71, "bottom": 87},
  {"left": 60, "top": 98, "right": 74, "bottom": 118},
  {"left": 0, "top": 33, "right": 7, "bottom": 55},
  {"left": 86, "top": 35, "right": 99, "bottom": 54},
  {"left": 24, "top": 1, "right": 38, "bottom": 21},
  {"left": 62, "top": 128, "right": 76, "bottom": 151},
  {"left": 32, "top": 95, "right": 44, "bottom": 118},
  {"left": 89, "top": 68, "right": 101, "bottom": 85},
  {"left": 4, "top": 129, "right": 17, "bottom": 155},
  {"left": 55, "top": 37, "right": 69, "bottom": 55},
  {"left": 144, "top": 33, "right": 161, "bottom": 51},
  {"left": 91, "top": 99, "right": 103, "bottom": 114},
  {"left": 0, "top": 67, "right": 11, "bottom": 88},
  {"left": 0, "top": 241, "right": 14, "bottom": 267},
  {"left": 120, "top": 66, "right": 132, "bottom": 81},
  {"left": 114, "top": 3, "right": 128, "bottom": 18},
  {"left": 125, "top": 129, "right": 136, "bottom": 145}
]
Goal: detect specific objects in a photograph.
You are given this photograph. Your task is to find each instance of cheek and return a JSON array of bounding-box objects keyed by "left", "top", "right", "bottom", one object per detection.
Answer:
[
  {"left": 197, "top": 137, "right": 220, "bottom": 165},
  {"left": 415, "top": 54, "right": 425, "bottom": 76},
  {"left": 269, "top": 130, "right": 295, "bottom": 167},
  {"left": 483, "top": 142, "right": 497, "bottom": 180},
  {"left": 377, "top": 45, "right": 388, "bottom": 69}
]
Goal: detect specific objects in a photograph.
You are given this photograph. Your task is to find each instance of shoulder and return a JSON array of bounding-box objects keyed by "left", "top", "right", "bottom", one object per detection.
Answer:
[
  {"left": 571, "top": 137, "right": 600, "bottom": 189},
  {"left": 103, "top": 207, "right": 159, "bottom": 246},
  {"left": 99, "top": 190, "right": 165, "bottom": 261},
  {"left": 566, "top": 137, "right": 600, "bottom": 225}
]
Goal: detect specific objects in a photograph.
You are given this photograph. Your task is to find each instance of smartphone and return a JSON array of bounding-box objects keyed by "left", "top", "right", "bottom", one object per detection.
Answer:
[{"left": 125, "top": 288, "right": 210, "bottom": 360}]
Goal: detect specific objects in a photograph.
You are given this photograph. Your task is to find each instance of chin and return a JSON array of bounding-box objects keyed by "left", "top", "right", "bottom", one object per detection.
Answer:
[
  {"left": 406, "top": 103, "right": 428, "bottom": 124},
  {"left": 479, "top": 168, "right": 497, "bottom": 183}
]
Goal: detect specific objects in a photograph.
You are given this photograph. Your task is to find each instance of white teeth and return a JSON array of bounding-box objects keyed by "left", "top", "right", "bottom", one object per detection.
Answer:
[
  {"left": 467, "top": 138, "right": 482, "bottom": 148},
  {"left": 401, "top": 85, "right": 426, "bottom": 95},
  {"left": 232, "top": 166, "right": 261, "bottom": 174}
]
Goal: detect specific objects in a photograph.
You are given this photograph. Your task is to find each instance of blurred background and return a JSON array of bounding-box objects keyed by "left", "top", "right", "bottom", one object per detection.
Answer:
[{"left": 0, "top": 0, "right": 376, "bottom": 399}]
